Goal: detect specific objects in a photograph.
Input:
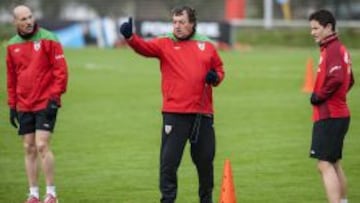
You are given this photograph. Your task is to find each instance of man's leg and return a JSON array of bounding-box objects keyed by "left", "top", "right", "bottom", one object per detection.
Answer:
[
  {"left": 190, "top": 116, "right": 215, "bottom": 203},
  {"left": 318, "top": 160, "right": 341, "bottom": 203},
  {"left": 36, "top": 130, "right": 55, "bottom": 187},
  {"left": 335, "top": 161, "right": 348, "bottom": 201},
  {"left": 23, "top": 133, "right": 40, "bottom": 198},
  {"left": 160, "top": 114, "right": 190, "bottom": 203}
]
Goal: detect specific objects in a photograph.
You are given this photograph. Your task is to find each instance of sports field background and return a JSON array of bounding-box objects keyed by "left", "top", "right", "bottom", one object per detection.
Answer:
[{"left": 0, "top": 46, "right": 359, "bottom": 202}]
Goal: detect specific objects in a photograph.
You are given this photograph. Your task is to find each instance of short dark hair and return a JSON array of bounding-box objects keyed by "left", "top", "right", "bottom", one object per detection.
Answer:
[
  {"left": 171, "top": 5, "right": 197, "bottom": 25},
  {"left": 309, "top": 9, "right": 336, "bottom": 31}
]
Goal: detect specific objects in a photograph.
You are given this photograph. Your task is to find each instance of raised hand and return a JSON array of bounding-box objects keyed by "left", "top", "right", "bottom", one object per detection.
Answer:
[{"left": 120, "top": 17, "right": 133, "bottom": 39}]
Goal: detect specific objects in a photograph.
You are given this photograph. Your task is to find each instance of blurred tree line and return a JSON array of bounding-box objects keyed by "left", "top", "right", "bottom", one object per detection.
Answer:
[
  {"left": 0, "top": 0, "right": 208, "bottom": 20},
  {"left": 1, "top": 0, "right": 359, "bottom": 20}
]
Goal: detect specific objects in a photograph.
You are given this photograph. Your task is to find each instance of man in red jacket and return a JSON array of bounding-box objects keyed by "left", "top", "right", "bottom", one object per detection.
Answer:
[
  {"left": 309, "top": 10, "right": 354, "bottom": 203},
  {"left": 120, "top": 6, "right": 224, "bottom": 203},
  {"left": 6, "top": 5, "right": 68, "bottom": 203}
]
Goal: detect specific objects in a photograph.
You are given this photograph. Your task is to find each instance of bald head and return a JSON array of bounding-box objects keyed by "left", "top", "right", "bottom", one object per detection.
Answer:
[
  {"left": 13, "top": 5, "right": 31, "bottom": 18},
  {"left": 12, "top": 5, "right": 35, "bottom": 35}
]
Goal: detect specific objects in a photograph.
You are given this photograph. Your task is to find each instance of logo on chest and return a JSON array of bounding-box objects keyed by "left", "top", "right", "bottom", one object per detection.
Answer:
[
  {"left": 33, "top": 41, "right": 41, "bottom": 51},
  {"left": 317, "top": 56, "right": 323, "bottom": 72},
  {"left": 197, "top": 42, "right": 205, "bottom": 51}
]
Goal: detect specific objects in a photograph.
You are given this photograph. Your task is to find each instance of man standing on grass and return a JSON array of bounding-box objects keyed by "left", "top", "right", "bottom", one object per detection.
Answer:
[
  {"left": 120, "top": 5, "right": 224, "bottom": 203},
  {"left": 6, "top": 5, "right": 68, "bottom": 203},
  {"left": 308, "top": 9, "right": 354, "bottom": 203}
]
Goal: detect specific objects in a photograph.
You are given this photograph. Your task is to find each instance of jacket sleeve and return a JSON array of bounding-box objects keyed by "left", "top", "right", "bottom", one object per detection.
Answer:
[
  {"left": 6, "top": 47, "right": 17, "bottom": 109},
  {"left": 126, "top": 34, "right": 161, "bottom": 57},
  {"left": 348, "top": 69, "right": 355, "bottom": 91},
  {"left": 49, "top": 40, "right": 68, "bottom": 104},
  {"left": 316, "top": 50, "right": 343, "bottom": 100},
  {"left": 211, "top": 46, "right": 225, "bottom": 87}
]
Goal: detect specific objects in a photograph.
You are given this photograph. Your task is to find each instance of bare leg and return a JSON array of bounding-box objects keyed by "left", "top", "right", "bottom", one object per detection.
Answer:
[
  {"left": 22, "top": 133, "right": 39, "bottom": 188},
  {"left": 317, "top": 160, "right": 341, "bottom": 203},
  {"left": 334, "top": 161, "right": 347, "bottom": 200},
  {"left": 36, "top": 130, "right": 55, "bottom": 187}
]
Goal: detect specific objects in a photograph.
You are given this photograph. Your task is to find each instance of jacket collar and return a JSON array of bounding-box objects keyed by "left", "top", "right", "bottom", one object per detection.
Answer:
[
  {"left": 18, "top": 23, "right": 39, "bottom": 40},
  {"left": 319, "top": 33, "right": 338, "bottom": 48}
]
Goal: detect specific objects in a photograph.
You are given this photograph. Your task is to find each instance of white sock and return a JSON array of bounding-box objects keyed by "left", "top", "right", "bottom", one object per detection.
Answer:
[
  {"left": 29, "top": 186, "right": 39, "bottom": 199},
  {"left": 341, "top": 199, "right": 348, "bottom": 203},
  {"left": 46, "top": 185, "right": 56, "bottom": 197}
]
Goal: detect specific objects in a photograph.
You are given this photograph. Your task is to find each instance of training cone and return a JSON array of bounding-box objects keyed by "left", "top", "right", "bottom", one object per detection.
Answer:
[
  {"left": 219, "top": 159, "right": 237, "bottom": 203},
  {"left": 302, "top": 57, "right": 315, "bottom": 93}
]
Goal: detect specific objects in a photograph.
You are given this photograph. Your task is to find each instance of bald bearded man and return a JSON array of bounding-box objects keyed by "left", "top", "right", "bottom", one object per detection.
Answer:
[{"left": 6, "top": 5, "right": 68, "bottom": 203}]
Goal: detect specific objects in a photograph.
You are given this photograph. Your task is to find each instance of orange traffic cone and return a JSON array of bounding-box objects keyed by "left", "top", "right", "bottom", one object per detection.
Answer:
[
  {"left": 302, "top": 57, "right": 315, "bottom": 93},
  {"left": 219, "top": 159, "right": 236, "bottom": 203}
]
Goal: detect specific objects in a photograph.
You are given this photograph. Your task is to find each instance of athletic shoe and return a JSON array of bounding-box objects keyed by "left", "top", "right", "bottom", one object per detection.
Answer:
[
  {"left": 24, "top": 195, "right": 42, "bottom": 203},
  {"left": 43, "top": 194, "right": 58, "bottom": 203}
]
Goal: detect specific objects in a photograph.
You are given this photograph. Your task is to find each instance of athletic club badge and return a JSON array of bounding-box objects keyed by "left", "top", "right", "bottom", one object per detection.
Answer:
[
  {"left": 164, "top": 125, "right": 172, "bottom": 135},
  {"left": 197, "top": 42, "right": 205, "bottom": 51},
  {"left": 317, "top": 56, "right": 323, "bottom": 72},
  {"left": 318, "top": 56, "right": 323, "bottom": 65},
  {"left": 34, "top": 41, "right": 41, "bottom": 51}
]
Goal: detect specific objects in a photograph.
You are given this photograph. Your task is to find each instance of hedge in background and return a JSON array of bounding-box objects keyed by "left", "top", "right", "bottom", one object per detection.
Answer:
[
  {"left": 1, "top": 23, "right": 359, "bottom": 48},
  {"left": 236, "top": 27, "right": 360, "bottom": 48}
]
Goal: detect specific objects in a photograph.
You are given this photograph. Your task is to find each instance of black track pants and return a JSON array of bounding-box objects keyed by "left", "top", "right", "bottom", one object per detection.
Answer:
[{"left": 160, "top": 113, "right": 215, "bottom": 203}]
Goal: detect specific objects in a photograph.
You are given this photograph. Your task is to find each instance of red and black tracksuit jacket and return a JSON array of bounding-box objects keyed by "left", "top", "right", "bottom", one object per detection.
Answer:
[
  {"left": 312, "top": 34, "right": 355, "bottom": 121},
  {"left": 126, "top": 33, "right": 225, "bottom": 114},
  {"left": 6, "top": 27, "right": 68, "bottom": 112}
]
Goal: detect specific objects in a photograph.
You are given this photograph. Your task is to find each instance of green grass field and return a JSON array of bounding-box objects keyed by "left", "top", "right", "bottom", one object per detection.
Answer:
[{"left": 0, "top": 46, "right": 359, "bottom": 203}]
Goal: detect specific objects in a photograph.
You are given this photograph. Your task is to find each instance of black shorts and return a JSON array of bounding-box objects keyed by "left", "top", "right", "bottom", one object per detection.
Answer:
[
  {"left": 17, "top": 109, "right": 58, "bottom": 135},
  {"left": 310, "top": 117, "right": 350, "bottom": 163}
]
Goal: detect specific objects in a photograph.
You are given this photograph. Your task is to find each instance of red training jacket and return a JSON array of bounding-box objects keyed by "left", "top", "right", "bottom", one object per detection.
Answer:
[
  {"left": 312, "top": 34, "right": 355, "bottom": 121},
  {"left": 126, "top": 33, "right": 225, "bottom": 114},
  {"left": 7, "top": 27, "right": 68, "bottom": 112}
]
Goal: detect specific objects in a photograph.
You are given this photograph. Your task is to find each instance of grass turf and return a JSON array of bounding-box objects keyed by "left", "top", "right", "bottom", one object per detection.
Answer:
[{"left": 0, "top": 46, "right": 359, "bottom": 202}]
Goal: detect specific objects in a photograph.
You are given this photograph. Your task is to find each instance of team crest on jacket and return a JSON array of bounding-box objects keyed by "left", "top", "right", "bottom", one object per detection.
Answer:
[
  {"left": 34, "top": 41, "right": 41, "bottom": 51},
  {"left": 197, "top": 42, "right": 205, "bottom": 51},
  {"left": 317, "top": 56, "right": 323, "bottom": 72},
  {"left": 164, "top": 125, "right": 172, "bottom": 135},
  {"left": 318, "top": 56, "right": 323, "bottom": 65}
]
